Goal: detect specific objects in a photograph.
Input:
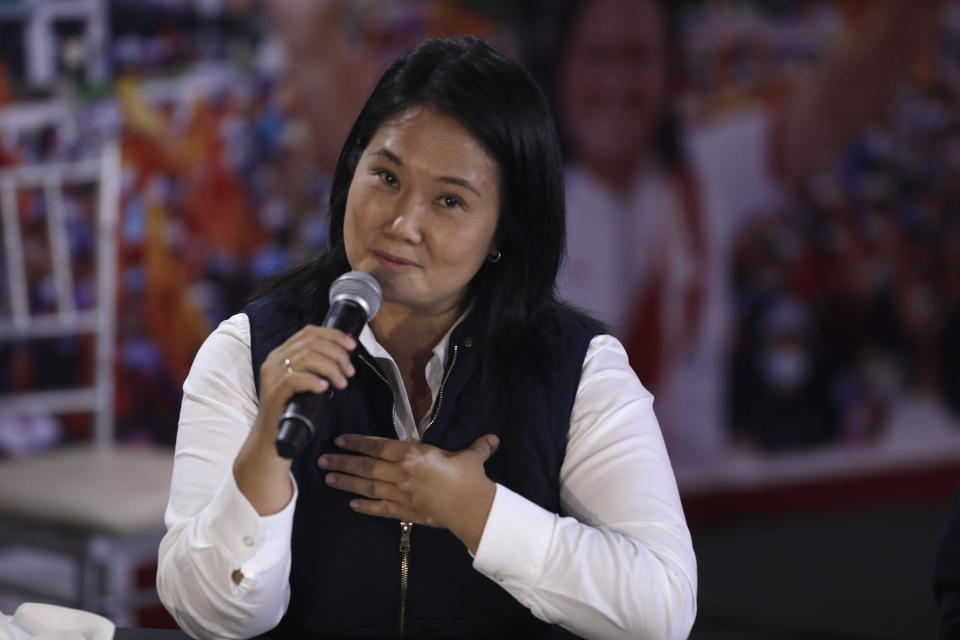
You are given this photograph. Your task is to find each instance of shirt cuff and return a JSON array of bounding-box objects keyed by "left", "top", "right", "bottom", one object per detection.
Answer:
[
  {"left": 200, "top": 469, "right": 298, "bottom": 573},
  {"left": 472, "top": 484, "right": 556, "bottom": 590}
]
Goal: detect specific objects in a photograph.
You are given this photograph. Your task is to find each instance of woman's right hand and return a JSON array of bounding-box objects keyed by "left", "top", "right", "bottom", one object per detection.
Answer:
[
  {"left": 257, "top": 326, "right": 358, "bottom": 431},
  {"left": 234, "top": 325, "right": 358, "bottom": 515}
]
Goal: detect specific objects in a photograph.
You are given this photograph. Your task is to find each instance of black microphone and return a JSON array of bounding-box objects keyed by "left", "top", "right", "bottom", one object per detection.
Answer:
[{"left": 275, "top": 271, "right": 382, "bottom": 459}]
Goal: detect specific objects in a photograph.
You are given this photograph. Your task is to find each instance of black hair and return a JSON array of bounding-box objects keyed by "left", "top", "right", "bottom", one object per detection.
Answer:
[
  {"left": 520, "top": 0, "right": 686, "bottom": 171},
  {"left": 257, "top": 36, "right": 569, "bottom": 363}
]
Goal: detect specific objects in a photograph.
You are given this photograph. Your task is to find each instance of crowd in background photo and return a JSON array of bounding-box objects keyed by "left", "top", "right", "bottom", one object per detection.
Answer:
[{"left": 0, "top": 0, "right": 957, "bottom": 475}]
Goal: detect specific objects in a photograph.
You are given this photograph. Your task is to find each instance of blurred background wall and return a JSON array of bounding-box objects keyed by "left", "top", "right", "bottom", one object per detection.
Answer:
[{"left": 0, "top": 0, "right": 958, "bottom": 636}]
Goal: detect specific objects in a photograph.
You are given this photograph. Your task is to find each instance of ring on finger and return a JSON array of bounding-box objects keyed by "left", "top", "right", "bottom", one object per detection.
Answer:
[{"left": 283, "top": 357, "right": 293, "bottom": 374}]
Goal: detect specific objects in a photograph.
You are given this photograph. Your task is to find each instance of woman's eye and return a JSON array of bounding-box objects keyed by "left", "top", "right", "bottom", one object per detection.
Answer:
[
  {"left": 374, "top": 169, "right": 398, "bottom": 186},
  {"left": 439, "top": 195, "right": 464, "bottom": 209}
]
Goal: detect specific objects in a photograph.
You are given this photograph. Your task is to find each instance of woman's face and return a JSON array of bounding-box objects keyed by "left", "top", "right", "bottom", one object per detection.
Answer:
[
  {"left": 343, "top": 106, "right": 501, "bottom": 316},
  {"left": 558, "top": 0, "right": 667, "bottom": 173}
]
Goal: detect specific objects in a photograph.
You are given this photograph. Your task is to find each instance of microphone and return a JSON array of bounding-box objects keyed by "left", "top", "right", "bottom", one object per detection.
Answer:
[{"left": 275, "top": 271, "right": 382, "bottom": 459}]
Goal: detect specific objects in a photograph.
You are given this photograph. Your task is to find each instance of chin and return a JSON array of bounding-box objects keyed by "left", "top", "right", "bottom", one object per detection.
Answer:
[{"left": 375, "top": 279, "right": 419, "bottom": 306}]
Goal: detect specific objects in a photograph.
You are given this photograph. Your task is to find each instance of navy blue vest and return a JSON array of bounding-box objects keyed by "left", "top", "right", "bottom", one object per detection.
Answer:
[{"left": 245, "top": 296, "right": 601, "bottom": 638}]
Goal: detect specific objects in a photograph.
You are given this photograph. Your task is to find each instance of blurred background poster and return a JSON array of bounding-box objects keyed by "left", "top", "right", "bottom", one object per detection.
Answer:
[{"left": 0, "top": 0, "right": 959, "bottom": 636}]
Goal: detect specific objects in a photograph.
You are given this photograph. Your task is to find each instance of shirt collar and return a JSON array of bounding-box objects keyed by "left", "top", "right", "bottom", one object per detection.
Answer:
[{"left": 358, "top": 307, "right": 470, "bottom": 369}]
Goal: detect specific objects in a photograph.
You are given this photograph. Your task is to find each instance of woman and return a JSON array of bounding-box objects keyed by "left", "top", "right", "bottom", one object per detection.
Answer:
[
  {"left": 525, "top": 0, "right": 945, "bottom": 461},
  {"left": 157, "top": 36, "right": 696, "bottom": 639}
]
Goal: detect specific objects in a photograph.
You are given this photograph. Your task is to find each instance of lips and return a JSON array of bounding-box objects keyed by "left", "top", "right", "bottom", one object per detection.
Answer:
[{"left": 373, "top": 250, "right": 419, "bottom": 268}]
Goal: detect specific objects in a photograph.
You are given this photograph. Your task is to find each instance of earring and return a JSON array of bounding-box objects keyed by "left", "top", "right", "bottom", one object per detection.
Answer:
[{"left": 488, "top": 249, "right": 502, "bottom": 263}]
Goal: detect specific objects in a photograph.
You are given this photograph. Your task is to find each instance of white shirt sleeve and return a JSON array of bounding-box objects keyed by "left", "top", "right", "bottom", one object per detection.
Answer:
[
  {"left": 472, "top": 334, "right": 698, "bottom": 640},
  {"left": 156, "top": 313, "right": 296, "bottom": 640}
]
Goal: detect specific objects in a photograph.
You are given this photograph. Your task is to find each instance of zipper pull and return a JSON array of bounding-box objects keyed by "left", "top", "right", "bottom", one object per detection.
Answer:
[{"left": 399, "top": 521, "right": 413, "bottom": 553}]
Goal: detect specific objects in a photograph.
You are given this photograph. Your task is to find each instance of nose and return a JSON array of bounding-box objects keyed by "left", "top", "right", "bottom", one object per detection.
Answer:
[{"left": 385, "top": 195, "right": 425, "bottom": 244}]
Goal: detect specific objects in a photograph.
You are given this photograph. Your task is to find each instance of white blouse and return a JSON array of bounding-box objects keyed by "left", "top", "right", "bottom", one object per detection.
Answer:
[{"left": 157, "top": 313, "right": 697, "bottom": 640}]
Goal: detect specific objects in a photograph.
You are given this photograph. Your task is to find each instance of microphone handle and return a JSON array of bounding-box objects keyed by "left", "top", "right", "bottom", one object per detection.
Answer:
[
  {"left": 275, "top": 299, "right": 369, "bottom": 459},
  {"left": 275, "top": 390, "right": 331, "bottom": 459}
]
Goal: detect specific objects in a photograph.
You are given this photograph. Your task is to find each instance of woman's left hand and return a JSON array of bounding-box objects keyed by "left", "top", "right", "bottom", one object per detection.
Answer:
[{"left": 318, "top": 434, "right": 499, "bottom": 554}]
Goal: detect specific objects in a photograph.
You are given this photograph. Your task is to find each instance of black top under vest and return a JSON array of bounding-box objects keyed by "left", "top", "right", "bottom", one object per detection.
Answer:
[{"left": 245, "top": 295, "right": 602, "bottom": 639}]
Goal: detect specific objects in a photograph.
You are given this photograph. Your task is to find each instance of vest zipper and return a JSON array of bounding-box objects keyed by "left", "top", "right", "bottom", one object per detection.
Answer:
[
  {"left": 357, "top": 353, "right": 399, "bottom": 435},
  {"left": 358, "top": 345, "right": 459, "bottom": 638},
  {"left": 398, "top": 520, "right": 412, "bottom": 637},
  {"left": 422, "top": 344, "right": 457, "bottom": 438}
]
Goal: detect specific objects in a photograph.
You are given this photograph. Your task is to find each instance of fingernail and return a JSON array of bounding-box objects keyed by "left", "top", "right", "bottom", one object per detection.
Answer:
[
  {"left": 345, "top": 337, "right": 357, "bottom": 350},
  {"left": 325, "top": 473, "right": 336, "bottom": 485},
  {"left": 488, "top": 435, "right": 499, "bottom": 448},
  {"left": 350, "top": 500, "right": 359, "bottom": 510},
  {"left": 317, "top": 456, "right": 328, "bottom": 468}
]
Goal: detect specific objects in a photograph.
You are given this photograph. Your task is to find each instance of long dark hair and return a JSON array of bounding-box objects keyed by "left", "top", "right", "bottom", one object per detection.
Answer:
[{"left": 259, "top": 36, "right": 568, "bottom": 362}]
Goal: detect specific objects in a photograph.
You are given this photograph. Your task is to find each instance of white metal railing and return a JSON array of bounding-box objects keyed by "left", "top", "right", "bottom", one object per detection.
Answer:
[{"left": 0, "top": 143, "right": 120, "bottom": 445}]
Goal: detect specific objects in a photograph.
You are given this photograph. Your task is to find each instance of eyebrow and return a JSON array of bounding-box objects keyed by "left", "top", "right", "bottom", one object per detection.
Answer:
[
  {"left": 438, "top": 176, "right": 482, "bottom": 198},
  {"left": 371, "top": 148, "right": 483, "bottom": 198},
  {"left": 372, "top": 148, "right": 403, "bottom": 165}
]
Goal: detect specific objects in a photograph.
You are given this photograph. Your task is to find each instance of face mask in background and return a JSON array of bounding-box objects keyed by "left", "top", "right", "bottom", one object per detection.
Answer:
[{"left": 761, "top": 345, "right": 812, "bottom": 392}]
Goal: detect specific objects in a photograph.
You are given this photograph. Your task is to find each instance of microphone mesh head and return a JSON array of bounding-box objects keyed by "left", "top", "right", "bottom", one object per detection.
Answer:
[{"left": 329, "top": 271, "right": 383, "bottom": 320}]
